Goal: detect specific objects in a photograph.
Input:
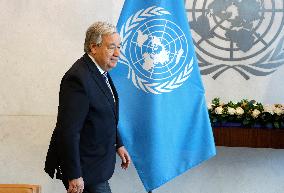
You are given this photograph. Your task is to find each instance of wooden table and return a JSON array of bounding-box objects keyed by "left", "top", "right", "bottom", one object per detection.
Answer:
[{"left": 213, "top": 126, "right": 284, "bottom": 149}]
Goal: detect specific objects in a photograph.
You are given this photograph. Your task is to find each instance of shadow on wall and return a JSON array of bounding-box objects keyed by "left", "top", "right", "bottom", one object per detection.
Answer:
[{"left": 264, "top": 65, "right": 284, "bottom": 104}]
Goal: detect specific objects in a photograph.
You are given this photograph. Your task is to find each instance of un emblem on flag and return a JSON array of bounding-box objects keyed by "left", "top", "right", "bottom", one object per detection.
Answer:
[{"left": 119, "top": 6, "right": 194, "bottom": 94}]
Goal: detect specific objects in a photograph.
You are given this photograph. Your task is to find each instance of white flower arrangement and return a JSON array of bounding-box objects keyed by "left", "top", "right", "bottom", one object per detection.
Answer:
[
  {"left": 252, "top": 109, "right": 261, "bottom": 118},
  {"left": 208, "top": 98, "right": 284, "bottom": 129},
  {"left": 235, "top": 107, "right": 244, "bottom": 115},
  {"left": 215, "top": 106, "right": 223, "bottom": 115}
]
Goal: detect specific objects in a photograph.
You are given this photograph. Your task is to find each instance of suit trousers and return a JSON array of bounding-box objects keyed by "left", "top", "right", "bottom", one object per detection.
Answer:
[{"left": 63, "top": 180, "right": 112, "bottom": 193}]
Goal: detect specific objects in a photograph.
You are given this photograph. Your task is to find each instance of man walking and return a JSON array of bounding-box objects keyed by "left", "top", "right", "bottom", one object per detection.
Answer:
[{"left": 45, "top": 21, "right": 131, "bottom": 193}]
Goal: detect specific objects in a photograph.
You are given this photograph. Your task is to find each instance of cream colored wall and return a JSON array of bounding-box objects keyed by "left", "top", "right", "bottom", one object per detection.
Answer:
[
  {"left": 0, "top": 116, "right": 64, "bottom": 192},
  {"left": 0, "top": 0, "right": 123, "bottom": 192},
  {"left": 0, "top": 1, "right": 284, "bottom": 193},
  {"left": 0, "top": 0, "right": 123, "bottom": 115},
  {"left": 203, "top": 64, "right": 284, "bottom": 104}
]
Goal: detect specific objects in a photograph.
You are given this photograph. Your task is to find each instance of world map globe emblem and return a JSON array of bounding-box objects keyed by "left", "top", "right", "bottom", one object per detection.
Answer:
[
  {"left": 185, "top": 0, "right": 284, "bottom": 79},
  {"left": 119, "top": 6, "right": 194, "bottom": 94},
  {"left": 128, "top": 19, "right": 188, "bottom": 81}
]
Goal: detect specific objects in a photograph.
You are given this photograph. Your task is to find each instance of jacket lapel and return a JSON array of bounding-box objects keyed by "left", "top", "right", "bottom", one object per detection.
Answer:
[{"left": 83, "top": 54, "right": 118, "bottom": 120}]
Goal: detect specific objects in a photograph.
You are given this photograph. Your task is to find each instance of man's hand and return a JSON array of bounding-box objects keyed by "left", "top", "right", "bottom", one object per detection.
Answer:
[
  {"left": 67, "top": 177, "right": 84, "bottom": 193},
  {"left": 117, "top": 146, "right": 131, "bottom": 169}
]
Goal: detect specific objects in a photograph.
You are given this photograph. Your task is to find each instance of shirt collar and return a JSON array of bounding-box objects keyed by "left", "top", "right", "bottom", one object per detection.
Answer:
[{"left": 88, "top": 54, "right": 105, "bottom": 75}]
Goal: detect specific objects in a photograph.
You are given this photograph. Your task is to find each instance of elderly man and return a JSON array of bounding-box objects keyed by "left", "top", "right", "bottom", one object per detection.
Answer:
[{"left": 45, "top": 21, "right": 131, "bottom": 193}]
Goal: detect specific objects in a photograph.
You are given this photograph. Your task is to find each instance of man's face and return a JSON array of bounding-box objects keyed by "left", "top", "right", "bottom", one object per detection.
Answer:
[{"left": 91, "top": 33, "right": 121, "bottom": 72}]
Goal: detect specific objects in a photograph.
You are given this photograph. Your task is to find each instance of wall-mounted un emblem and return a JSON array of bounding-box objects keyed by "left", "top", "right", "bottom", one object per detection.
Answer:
[
  {"left": 185, "top": 0, "right": 284, "bottom": 79},
  {"left": 119, "top": 6, "right": 193, "bottom": 94}
]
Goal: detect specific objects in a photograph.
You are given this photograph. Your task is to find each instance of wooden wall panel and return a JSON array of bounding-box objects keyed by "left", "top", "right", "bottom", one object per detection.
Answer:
[{"left": 213, "top": 127, "right": 284, "bottom": 149}]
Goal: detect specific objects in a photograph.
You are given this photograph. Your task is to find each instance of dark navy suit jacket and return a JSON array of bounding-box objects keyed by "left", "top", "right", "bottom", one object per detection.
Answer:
[{"left": 45, "top": 54, "right": 123, "bottom": 186}]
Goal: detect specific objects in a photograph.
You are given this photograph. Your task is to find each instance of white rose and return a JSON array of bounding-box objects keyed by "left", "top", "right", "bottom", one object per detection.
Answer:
[
  {"left": 263, "top": 105, "right": 275, "bottom": 115},
  {"left": 215, "top": 106, "right": 223, "bottom": 114},
  {"left": 274, "top": 107, "right": 283, "bottom": 116},
  {"left": 227, "top": 107, "right": 236, "bottom": 115},
  {"left": 207, "top": 103, "right": 213, "bottom": 110},
  {"left": 235, "top": 107, "right": 244, "bottom": 115},
  {"left": 252, "top": 109, "right": 261, "bottom": 118}
]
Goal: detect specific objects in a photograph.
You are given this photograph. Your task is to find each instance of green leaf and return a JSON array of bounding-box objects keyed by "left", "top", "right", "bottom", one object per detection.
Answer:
[
  {"left": 243, "top": 119, "right": 250, "bottom": 125},
  {"left": 274, "top": 122, "right": 280, "bottom": 129}
]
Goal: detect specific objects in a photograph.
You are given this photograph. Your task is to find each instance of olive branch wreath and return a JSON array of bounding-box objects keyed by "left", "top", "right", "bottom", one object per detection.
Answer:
[
  {"left": 119, "top": 6, "right": 194, "bottom": 94},
  {"left": 199, "top": 36, "right": 284, "bottom": 80}
]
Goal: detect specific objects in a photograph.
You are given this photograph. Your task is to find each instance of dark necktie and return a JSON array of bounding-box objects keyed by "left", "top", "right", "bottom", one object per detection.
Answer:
[{"left": 102, "top": 72, "right": 115, "bottom": 102}]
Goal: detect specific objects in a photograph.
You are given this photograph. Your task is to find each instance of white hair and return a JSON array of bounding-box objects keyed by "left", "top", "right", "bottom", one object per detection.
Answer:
[{"left": 84, "top": 21, "right": 117, "bottom": 53}]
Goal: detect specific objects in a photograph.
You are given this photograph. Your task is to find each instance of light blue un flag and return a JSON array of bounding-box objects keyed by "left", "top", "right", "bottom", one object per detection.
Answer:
[{"left": 111, "top": 0, "right": 216, "bottom": 191}]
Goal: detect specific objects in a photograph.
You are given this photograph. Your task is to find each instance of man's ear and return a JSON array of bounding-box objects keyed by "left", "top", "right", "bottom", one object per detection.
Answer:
[{"left": 90, "top": 44, "right": 97, "bottom": 54}]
